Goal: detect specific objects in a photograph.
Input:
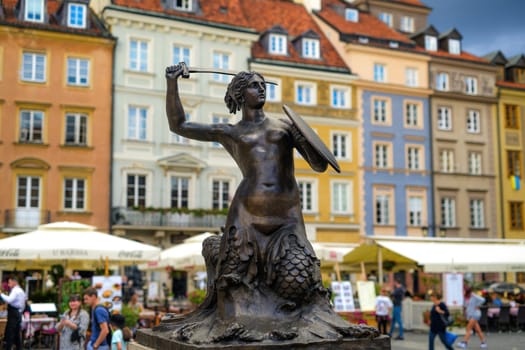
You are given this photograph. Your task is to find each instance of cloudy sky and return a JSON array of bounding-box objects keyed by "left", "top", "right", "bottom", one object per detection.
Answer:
[{"left": 423, "top": 0, "right": 525, "bottom": 59}]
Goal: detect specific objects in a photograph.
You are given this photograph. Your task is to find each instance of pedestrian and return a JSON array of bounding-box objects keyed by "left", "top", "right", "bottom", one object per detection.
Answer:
[
  {"left": 375, "top": 288, "right": 393, "bottom": 335},
  {"left": 389, "top": 279, "right": 405, "bottom": 340},
  {"left": 56, "top": 294, "right": 90, "bottom": 350},
  {"left": 1, "top": 276, "right": 26, "bottom": 350},
  {"left": 456, "top": 287, "right": 487, "bottom": 349},
  {"left": 83, "top": 287, "right": 111, "bottom": 350},
  {"left": 109, "top": 314, "right": 132, "bottom": 350},
  {"left": 429, "top": 293, "right": 454, "bottom": 350}
]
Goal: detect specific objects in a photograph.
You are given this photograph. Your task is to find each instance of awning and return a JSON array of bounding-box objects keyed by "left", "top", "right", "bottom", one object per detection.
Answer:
[{"left": 378, "top": 239, "right": 525, "bottom": 273}]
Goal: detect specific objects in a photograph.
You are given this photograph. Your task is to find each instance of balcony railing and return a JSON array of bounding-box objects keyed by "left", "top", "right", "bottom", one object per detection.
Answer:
[
  {"left": 3, "top": 209, "right": 51, "bottom": 231},
  {"left": 111, "top": 207, "right": 227, "bottom": 228}
]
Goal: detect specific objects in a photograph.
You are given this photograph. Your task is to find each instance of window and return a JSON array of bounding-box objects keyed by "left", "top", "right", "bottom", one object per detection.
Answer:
[
  {"left": 467, "top": 109, "right": 480, "bottom": 133},
  {"left": 507, "top": 150, "right": 522, "bottom": 176},
  {"left": 67, "top": 57, "right": 89, "bottom": 86},
  {"left": 400, "top": 16, "right": 414, "bottom": 33},
  {"left": 374, "top": 143, "right": 389, "bottom": 168},
  {"left": 378, "top": 12, "right": 393, "bottom": 27},
  {"left": 172, "top": 45, "right": 190, "bottom": 66},
  {"left": 295, "top": 82, "right": 316, "bottom": 105},
  {"left": 170, "top": 176, "right": 189, "bottom": 208},
  {"left": 19, "top": 110, "right": 43, "bottom": 143},
  {"left": 373, "top": 63, "right": 386, "bottom": 82},
  {"left": 173, "top": 0, "right": 191, "bottom": 11},
  {"left": 302, "top": 38, "right": 320, "bottom": 59},
  {"left": 25, "top": 0, "right": 44, "bottom": 22},
  {"left": 171, "top": 112, "right": 191, "bottom": 144},
  {"left": 405, "top": 102, "right": 419, "bottom": 127},
  {"left": 129, "top": 39, "right": 148, "bottom": 72},
  {"left": 437, "top": 106, "right": 452, "bottom": 130},
  {"left": 439, "top": 149, "right": 454, "bottom": 173},
  {"left": 331, "top": 86, "right": 350, "bottom": 108},
  {"left": 298, "top": 180, "right": 316, "bottom": 213},
  {"left": 269, "top": 34, "right": 287, "bottom": 55},
  {"left": 425, "top": 35, "right": 437, "bottom": 51},
  {"left": 332, "top": 132, "right": 350, "bottom": 160},
  {"left": 213, "top": 52, "right": 230, "bottom": 82},
  {"left": 212, "top": 115, "right": 229, "bottom": 147},
  {"left": 448, "top": 39, "right": 460, "bottom": 54},
  {"left": 128, "top": 106, "right": 147, "bottom": 140},
  {"left": 372, "top": 98, "right": 388, "bottom": 123},
  {"left": 436, "top": 72, "right": 449, "bottom": 91},
  {"left": 407, "top": 146, "right": 422, "bottom": 170},
  {"left": 127, "top": 174, "right": 146, "bottom": 207},
  {"left": 63, "top": 178, "right": 86, "bottom": 210},
  {"left": 504, "top": 104, "right": 519, "bottom": 129},
  {"left": 375, "top": 194, "right": 390, "bottom": 225},
  {"left": 468, "top": 152, "right": 482, "bottom": 175},
  {"left": 266, "top": 79, "right": 281, "bottom": 102},
  {"left": 67, "top": 3, "right": 86, "bottom": 28},
  {"left": 408, "top": 196, "right": 423, "bottom": 226},
  {"left": 509, "top": 202, "right": 524, "bottom": 230},
  {"left": 405, "top": 68, "right": 418, "bottom": 87},
  {"left": 212, "top": 179, "right": 230, "bottom": 209},
  {"left": 17, "top": 176, "right": 41, "bottom": 209},
  {"left": 21, "top": 52, "right": 46, "bottom": 82},
  {"left": 332, "top": 181, "right": 351, "bottom": 214},
  {"left": 65, "top": 113, "right": 87, "bottom": 145},
  {"left": 470, "top": 199, "right": 485, "bottom": 228},
  {"left": 441, "top": 197, "right": 456, "bottom": 227},
  {"left": 345, "top": 8, "right": 358, "bottom": 22},
  {"left": 464, "top": 76, "right": 478, "bottom": 95}
]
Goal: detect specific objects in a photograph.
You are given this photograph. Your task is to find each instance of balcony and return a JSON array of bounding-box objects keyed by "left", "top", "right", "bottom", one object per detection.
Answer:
[
  {"left": 3, "top": 209, "right": 51, "bottom": 232},
  {"left": 111, "top": 207, "right": 227, "bottom": 229}
]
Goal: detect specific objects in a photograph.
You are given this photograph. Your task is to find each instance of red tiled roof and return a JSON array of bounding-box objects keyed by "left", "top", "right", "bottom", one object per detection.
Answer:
[
  {"left": 392, "top": 0, "right": 428, "bottom": 8},
  {"left": 429, "top": 49, "right": 489, "bottom": 64},
  {"left": 240, "top": 0, "right": 348, "bottom": 69},
  {"left": 497, "top": 81, "right": 525, "bottom": 90},
  {"left": 1, "top": 0, "right": 109, "bottom": 37},
  {"left": 317, "top": 0, "right": 414, "bottom": 45}
]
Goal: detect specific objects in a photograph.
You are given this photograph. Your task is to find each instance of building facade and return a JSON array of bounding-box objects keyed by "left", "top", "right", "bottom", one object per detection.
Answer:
[{"left": 0, "top": 0, "right": 115, "bottom": 235}]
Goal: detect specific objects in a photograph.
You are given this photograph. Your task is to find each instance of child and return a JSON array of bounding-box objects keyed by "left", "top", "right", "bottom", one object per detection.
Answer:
[{"left": 109, "top": 314, "right": 132, "bottom": 350}]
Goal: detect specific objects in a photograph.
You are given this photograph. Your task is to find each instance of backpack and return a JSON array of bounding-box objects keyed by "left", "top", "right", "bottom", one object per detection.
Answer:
[{"left": 94, "top": 305, "right": 112, "bottom": 346}]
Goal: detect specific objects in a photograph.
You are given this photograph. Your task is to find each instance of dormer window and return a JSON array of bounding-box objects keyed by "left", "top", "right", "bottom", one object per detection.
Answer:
[
  {"left": 345, "top": 8, "right": 358, "bottom": 22},
  {"left": 389, "top": 41, "right": 398, "bottom": 48},
  {"left": 400, "top": 16, "right": 414, "bottom": 33},
  {"left": 173, "top": 0, "right": 192, "bottom": 11},
  {"left": 269, "top": 34, "right": 287, "bottom": 55},
  {"left": 302, "top": 38, "right": 319, "bottom": 59},
  {"left": 67, "top": 3, "right": 86, "bottom": 28},
  {"left": 425, "top": 35, "right": 437, "bottom": 51},
  {"left": 449, "top": 39, "right": 461, "bottom": 55},
  {"left": 378, "top": 12, "right": 393, "bottom": 27},
  {"left": 25, "top": 0, "right": 44, "bottom": 22}
]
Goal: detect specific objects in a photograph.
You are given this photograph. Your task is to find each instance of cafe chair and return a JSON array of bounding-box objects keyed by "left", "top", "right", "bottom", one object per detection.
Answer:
[
  {"left": 516, "top": 305, "right": 525, "bottom": 332},
  {"left": 479, "top": 306, "right": 489, "bottom": 333},
  {"left": 497, "top": 305, "right": 511, "bottom": 332}
]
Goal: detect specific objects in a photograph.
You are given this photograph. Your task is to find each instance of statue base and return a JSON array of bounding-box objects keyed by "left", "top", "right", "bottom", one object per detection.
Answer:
[{"left": 134, "top": 329, "right": 391, "bottom": 350}]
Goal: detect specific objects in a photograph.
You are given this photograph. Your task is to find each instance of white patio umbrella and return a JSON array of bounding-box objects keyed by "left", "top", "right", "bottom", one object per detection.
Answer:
[
  {"left": 0, "top": 221, "right": 160, "bottom": 266},
  {"left": 140, "top": 232, "right": 216, "bottom": 271}
]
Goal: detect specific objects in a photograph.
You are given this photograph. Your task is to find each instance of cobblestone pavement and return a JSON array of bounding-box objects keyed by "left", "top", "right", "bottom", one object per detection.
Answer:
[{"left": 391, "top": 330, "right": 524, "bottom": 350}]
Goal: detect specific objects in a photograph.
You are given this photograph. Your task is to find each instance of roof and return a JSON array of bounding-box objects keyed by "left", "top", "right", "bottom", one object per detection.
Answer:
[
  {"left": 497, "top": 81, "right": 525, "bottom": 90},
  {"left": 483, "top": 50, "right": 508, "bottom": 65},
  {"left": 316, "top": 0, "right": 415, "bottom": 47},
  {"left": 506, "top": 54, "right": 525, "bottom": 68},
  {"left": 111, "top": 0, "right": 349, "bottom": 71},
  {"left": 354, "top": 0, "right": 431, "bottom": 9},
  {"left": 0, "top": 0, "right": 112, "bottom": 38},
  {"left": 428, "top": 49, "right": 489, "bottom": 64}
]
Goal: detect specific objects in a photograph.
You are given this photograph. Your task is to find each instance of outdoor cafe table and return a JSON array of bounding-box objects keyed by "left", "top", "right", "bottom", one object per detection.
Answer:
[
  {"left": 487, "top": 306, "right": 519, "bottom": 318},
  {"left": 21, "top": 314, "right": 57, "bottom": 338}
]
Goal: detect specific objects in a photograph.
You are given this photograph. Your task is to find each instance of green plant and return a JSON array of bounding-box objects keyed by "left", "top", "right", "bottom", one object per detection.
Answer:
[
  {"left": 187, "top": 289, "right": 206, "bottom": 306},
  {"left": 59, "top": 278, "right": 91, "bottom": 313},
  {"left": 121, "top": 303, "right": 140, "bottom": 328}
]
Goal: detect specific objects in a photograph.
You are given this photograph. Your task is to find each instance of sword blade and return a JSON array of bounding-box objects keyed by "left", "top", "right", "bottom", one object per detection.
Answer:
[{"left": 186, "top": 67, "right": 278, "bottom": 85}]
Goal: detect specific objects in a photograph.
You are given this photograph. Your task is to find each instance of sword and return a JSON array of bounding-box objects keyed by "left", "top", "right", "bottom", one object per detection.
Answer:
[{"left": 179, "top": 62, "right": 278, "bottom": 85}]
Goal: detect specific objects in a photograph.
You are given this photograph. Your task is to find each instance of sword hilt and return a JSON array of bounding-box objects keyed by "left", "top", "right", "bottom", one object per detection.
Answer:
[{"left": 180, "top": 62, "right": 190, "bottom": 79}]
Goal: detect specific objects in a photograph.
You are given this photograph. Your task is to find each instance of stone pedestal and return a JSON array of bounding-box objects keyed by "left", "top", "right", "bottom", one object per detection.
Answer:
[{"left": 133, "top": 329, "right": 391, "bottom": 350}]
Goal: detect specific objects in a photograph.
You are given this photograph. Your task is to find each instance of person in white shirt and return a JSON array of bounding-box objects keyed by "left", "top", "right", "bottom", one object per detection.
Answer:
[
  {"left": 1, "top": 276, "right": 27, "bottom": 349},
  {"left": 375, "top": 288, "right": 393, "bottom": 335}
]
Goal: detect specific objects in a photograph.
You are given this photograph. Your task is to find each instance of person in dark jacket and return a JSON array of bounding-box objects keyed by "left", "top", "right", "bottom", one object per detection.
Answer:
[{"left": 428, "top": 293, "right": 453, "bottom": 350}]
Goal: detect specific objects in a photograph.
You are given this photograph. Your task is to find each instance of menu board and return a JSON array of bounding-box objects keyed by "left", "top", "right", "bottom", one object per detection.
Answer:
[
  {"left": 331, "top": 281, "right": 355, "bottom": 312},
  {"left": 444, "top": 273, "right": 464, "bottom": 306},
  {"left": 357, "top": 281, "right": 376, "bottom": 311},
  {"left": 92, "top": 275, "right": 123, "bottom": 312}
]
